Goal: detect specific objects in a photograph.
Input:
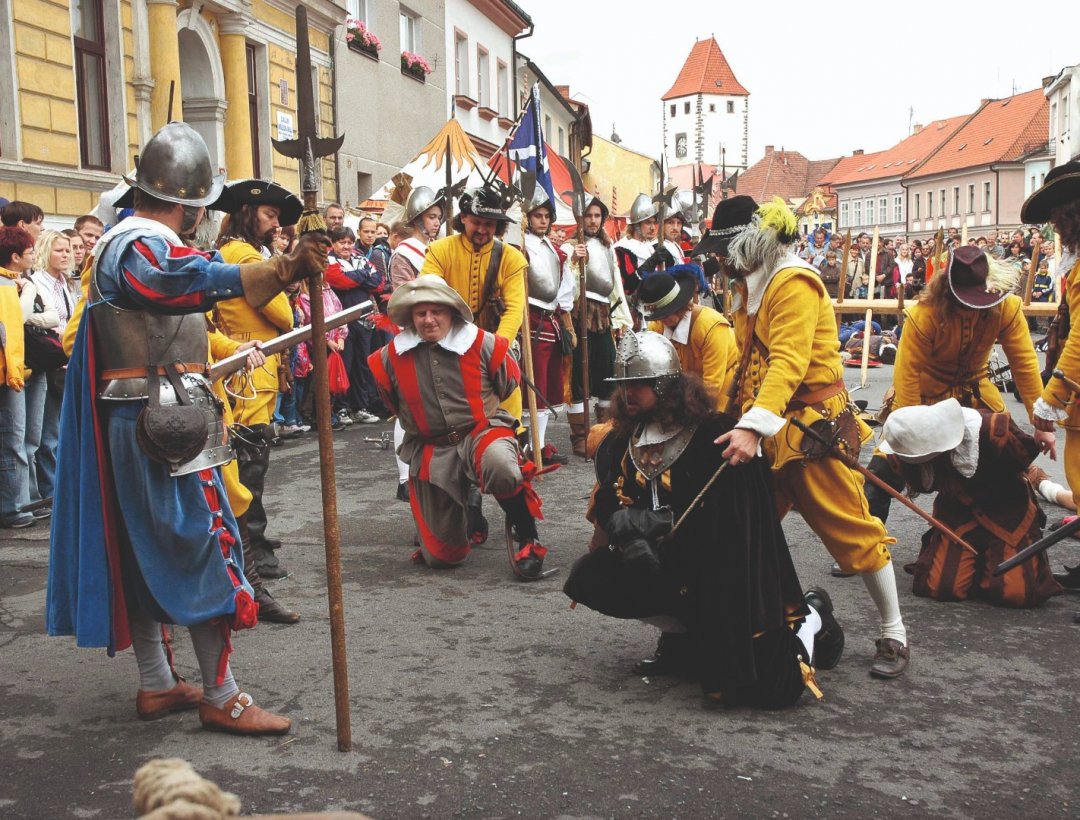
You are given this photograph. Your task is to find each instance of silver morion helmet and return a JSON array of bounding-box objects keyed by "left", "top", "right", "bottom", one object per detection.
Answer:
[
  {"left": 405, "top": 186, "right": 441, "bottom": 223},
  {"left": 123, "top": 122, "right": 225, "bottom": 207},
  {"left": 628, "top": 193, "right": 659, "bottom": 225},
  {"left": 606, "top": 330, "right": 682, "bottom": 395}
]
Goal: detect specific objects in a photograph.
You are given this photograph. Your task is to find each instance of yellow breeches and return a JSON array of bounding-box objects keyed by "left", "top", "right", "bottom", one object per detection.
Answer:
[
  {"left": 227, "top": 355, "right": 280, "bottom": 428},
  {"left": 1064, "top": 428, "right": 1080, "bottom": 500},
  {"left": 213, "top": 379, "right": 252, "bottom": 518},
  {"left": 773, "top": 457, "right": 894, "bottom": 574}
]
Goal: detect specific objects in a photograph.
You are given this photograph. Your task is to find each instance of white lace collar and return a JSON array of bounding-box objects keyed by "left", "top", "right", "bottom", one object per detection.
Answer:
[{"left": 392, "top": 320, "right": 479, "bottom": 355}]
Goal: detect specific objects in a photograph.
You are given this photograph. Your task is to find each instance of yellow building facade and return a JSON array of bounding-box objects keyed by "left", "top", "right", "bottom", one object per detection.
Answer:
[
  {"left": 0, "top": 0, "right": 344, "bottom": 227},
  {"left": 583, "top": 135, "right": 660, "bottom": 220}
]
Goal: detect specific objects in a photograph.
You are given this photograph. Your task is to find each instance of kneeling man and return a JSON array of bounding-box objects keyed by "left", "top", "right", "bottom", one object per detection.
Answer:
[
  {"left": 369, "top": 276, "right": 552, "bottom": 579},
  {"left": 564, "top": 331, "right": 843, "bottom": 707}
]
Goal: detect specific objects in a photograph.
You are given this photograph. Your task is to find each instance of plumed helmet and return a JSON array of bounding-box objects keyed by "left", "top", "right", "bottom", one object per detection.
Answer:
[
  {"left": 606, "top": 330, "right": 682, "bottom": 395},
  {"left": 628, "top": 193, "right": 659, "bottom": 225},
  {"left": 458, "top": 185, "right": 513, "bottom": 222},
  {"left": 405, "top": 186, "right": 442, "bottom": 223},
  {"left": 524, "top": 187, "right": 555, "bottom": 217},
  {"left": 122, "top": 122, "right": 225, "bottom": 207}
]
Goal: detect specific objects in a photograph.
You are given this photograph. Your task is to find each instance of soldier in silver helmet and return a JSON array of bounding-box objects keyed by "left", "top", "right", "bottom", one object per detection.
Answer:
[
  {"left": 560, "top": 195, "right": 633, "bottom": 457},
  {"left": 46, "top": 121, "right": 328, "bottom": 737},
  {"left": 388, "top": 186, "right": 443, "bottom": 291},
  {"left": 522, "top": 189, "right": 575, "bottom": 465},
  {"left": 614, "top": 193, "right": 677, "bottom": 305},
  {"left": 563, "top": 330, "right": 845, "bottom": 708}
]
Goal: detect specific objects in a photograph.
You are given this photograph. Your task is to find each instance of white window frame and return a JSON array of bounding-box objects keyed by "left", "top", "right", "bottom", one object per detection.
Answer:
[
  {"left": 893, "top": 194, "right": 903, "bottom": 224},
  {"left": 853, "top": 200, "right": 862, "bottom": 226},
  {"left": 346, "top": 0, "right": 368, "bottom": 24},
  {"left": 878, "top": 197, "right": 887, "bottom": 225},
  {"left": 453, "top": 30, "right": 468, "bottom": 96},
  {"left": 984, "top": 181, "right": 992, "bottom": 212},
  {"left": 914, "top": 193, "right": 920, "bottom": 220},
  {"left": 496, "top": 59, "right": 508, "bottom": 116},
  {"left": 840, "top": 201, "right": 849, "bottom": 228},
  {"left": 399, "top": 6, "right": 419, "bottom": 54},
  {"left": 475, "top": 45, "right": 489, "bottom": 108},
  {"left": 726, "top": 100, "right": 734, "bottom": 114},
  {"left": 864, "top": 199, "right": 874, "bottom": 226}
]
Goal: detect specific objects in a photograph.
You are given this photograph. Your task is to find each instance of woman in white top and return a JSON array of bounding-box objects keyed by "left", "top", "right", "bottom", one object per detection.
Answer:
[{"left": 24, "top": 230, "right": 73, "bottom": 506}]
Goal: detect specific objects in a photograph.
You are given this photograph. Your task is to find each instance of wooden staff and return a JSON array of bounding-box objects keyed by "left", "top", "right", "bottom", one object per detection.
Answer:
[
  {"left": 859, "top": 307, "right": 873, "bottom": 389},
  {"left": 517, "top": 199, "right": 543, "bottom": 470},
  {"left": 1023, "top": 238, "right": 1042, "bottom": 305},
  {"left": 869, "top": 226, "right": 881, "bottom": 299},
  {"left": 961, "top": 222, "right": 969, "bottom": 246}
]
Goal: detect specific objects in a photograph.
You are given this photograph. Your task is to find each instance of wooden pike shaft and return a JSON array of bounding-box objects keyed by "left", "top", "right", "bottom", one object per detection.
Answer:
[
  {"left": 860, "top": 308, "right": 873, "bottom": 388},
  {"left": 577, "top": 223, "right": 591, "bottom": 434},
  {"left": 519, "top": 239, "right": 543, "bottom": 469},
  {"left": 1023, "top": 238, "right": 1042, "bottom": 306},
  {"left": 301, "top": 189, "right": 352, "bottom": 753},
  {"left": 790, "top": 418, "right": 979, "bottom": 556}
]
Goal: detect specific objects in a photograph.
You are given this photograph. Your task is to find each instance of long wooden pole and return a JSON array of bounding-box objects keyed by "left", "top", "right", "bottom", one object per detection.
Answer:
[
  {"left": 859, "top": 307, "right": 873, "bottom": 388},
  {"left": 577, "top": 225, "right": 591, "bottom": 436},
  {"left": 299, "top": 194, "right": 351, "bottom": 753},
  {"left": 1023, "top": 237, "right": 1042, "bottom": 305},
  {"left": 518, "top": 226, "right": 543, "bottom": 469}
]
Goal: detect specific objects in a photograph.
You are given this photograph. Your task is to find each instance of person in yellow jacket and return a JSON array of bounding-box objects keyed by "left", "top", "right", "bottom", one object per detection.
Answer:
[
  {"left": 864, "top": 246, "right": 1055, "bottom": 527},
  {"left": 640, "top": 268, "right": 737, "bottom": 401},
  {"left": 213, "top": 180, "right": 302, "bottom": 580},
  {"left": 1028, "top": 161, "right": 1080, "bottom": 590},
  {"left": 1, "top": 226, "right": 34, "bottom": 528},
  {"left": 700, "top": 195, "right": 910, "bottom": 679},
  {"left": 420, "top": 184, "right": 527, "bottom": 544}
]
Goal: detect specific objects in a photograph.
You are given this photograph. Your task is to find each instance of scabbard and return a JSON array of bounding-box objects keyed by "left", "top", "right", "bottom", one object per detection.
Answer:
[{"left": 993, "top": 515, "right": 1080, "bottom": 576}]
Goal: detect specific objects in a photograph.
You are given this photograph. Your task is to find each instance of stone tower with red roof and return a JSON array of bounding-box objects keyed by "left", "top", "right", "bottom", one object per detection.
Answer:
[{"left": 662, "top": 37, "right": 749, "bottom": 181}]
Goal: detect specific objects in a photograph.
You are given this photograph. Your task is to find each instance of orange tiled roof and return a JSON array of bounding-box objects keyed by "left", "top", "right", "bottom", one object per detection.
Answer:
[
  {"left": 819, "top": 114, "right": 969, "bottom": 186},
  {"left": 906, "top": 88, "right": 1048, "bottom": 179},
  {"left": 662, "top": 37, "right": 748, "bottom": 101},
  {"left": 736, "top": 149, "right": 840, "bottom": 204}
]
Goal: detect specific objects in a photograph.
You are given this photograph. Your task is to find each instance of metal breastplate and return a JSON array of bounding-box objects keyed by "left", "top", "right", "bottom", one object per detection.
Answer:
[
  {"left": 629, "top": 423, "right": 698, "bottom": 480},
  {"left": 585, "top": 238, "right": 615, "bottom": 299},
  {"left": 527, "top": 239, "right": 561, "bottom": 305},
  {"left": 91, "top": 305, "right": 209, "bottom": 399}
]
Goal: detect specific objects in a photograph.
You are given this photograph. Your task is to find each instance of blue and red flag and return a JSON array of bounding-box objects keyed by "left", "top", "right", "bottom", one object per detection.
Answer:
[{"left": 508, "top": 83, "right": 555, "bottom": 205}]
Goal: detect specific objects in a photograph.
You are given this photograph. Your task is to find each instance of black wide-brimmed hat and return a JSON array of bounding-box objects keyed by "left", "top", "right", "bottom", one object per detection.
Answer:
[
  {"left": 458, "top": 185, "right": 514, "bottom": 223},
  {"left": 212, "top": 179, "right": 303, "bottom": 226},
  {"left": 637, "top": 268, "right": 698, "bottom": 321},
  {"left": 1021, "top": 160, "right": 1080, "bottom": 223},
  {"left": 690, "top": 195, "right": 758, "bottom": 256},
  {"left": 947, "top": 245, "right": 1008, "bottom": 309}
]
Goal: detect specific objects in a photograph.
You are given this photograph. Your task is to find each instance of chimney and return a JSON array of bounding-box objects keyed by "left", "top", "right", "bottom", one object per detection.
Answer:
[
  {"left": 853, "top": 149, "right": 864, "bottom": 156},
  {"left": 764, "top": 145, "right": 774, "bottom": 155},
  {"left": 912, "top": 123, "right": 924, "bottom": 134},
  {"left": 980, "top": 98, "right": 991, "bottom": 106}
]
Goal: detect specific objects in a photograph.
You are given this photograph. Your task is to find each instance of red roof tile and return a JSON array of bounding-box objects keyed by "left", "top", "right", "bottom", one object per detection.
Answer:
[
  {"left": 662, "top": 37, "right": 748, "bottom": 101},
  {"left": 906, "top": 89, "right": 1048, "bottom": 180},
  {"left": 735, "top": 149, "right": 840, "bottom": 204},
  {"left": 819, "top": 115, "right": 969, "bottom": 186}
]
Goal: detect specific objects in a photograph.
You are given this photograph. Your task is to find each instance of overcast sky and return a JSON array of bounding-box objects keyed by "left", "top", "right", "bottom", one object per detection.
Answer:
[{"left": 521, "top": 1, "right": 1080, "bottom": 166}]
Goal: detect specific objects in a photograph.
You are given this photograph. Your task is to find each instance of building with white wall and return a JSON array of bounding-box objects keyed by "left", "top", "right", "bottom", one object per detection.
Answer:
[{"left": 1045, "top": 64, "right": 1080, "bottom": 166}]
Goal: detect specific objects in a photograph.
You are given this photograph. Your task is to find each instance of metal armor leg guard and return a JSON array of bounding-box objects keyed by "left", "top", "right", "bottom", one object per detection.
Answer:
[{"left": 865, "top": 454, "right": 904, "bottom": 524}]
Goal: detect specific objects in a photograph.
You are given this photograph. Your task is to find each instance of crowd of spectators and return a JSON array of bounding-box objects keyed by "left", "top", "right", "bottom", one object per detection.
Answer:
[{"left": 0, "top": 194, "right": 406, "bottom": 530}]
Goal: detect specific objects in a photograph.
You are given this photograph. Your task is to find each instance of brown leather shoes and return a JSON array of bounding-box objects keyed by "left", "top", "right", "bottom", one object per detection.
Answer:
[
  {"left": 870, "top": 638, "right": 910, "bottom": 679},
  {"left": 198, "top": 692, "right": 291, "bottom": 736},
  {"left": 136, "top": 680, "right": 204, "bottom": 721},
  {"left": 255, "top": 587, "right": 300, "bottom": 624}
]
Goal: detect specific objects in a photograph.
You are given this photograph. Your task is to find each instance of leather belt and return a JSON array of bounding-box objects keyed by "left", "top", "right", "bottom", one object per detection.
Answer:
[
  {"left": 419, "top": 424, "right": 477, "bottom": 446},
  {"left": 786, "top": 379, "right": 846, "bottom": 412},
  {"left": 99, "top": 362, "right": 209, "bottom": 381}
]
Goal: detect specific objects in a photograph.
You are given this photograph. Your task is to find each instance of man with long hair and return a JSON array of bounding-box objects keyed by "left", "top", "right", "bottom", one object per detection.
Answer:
[
  {"left": 213, "top": 180, "right": 303, "bottom": 581},
  {"left": 701, "top": 196, "right": 910, "bottom": 678},
  {"left": 564, "top": 331, "right": 843, "bottom": 706},
  {"left": 560, "top": 195, "right": 632, "bottom": 456}
]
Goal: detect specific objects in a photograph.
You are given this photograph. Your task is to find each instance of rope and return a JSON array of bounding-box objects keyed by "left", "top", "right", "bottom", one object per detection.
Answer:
[{"left": 133, "top": 758, "right": 241, "bottom": 819}]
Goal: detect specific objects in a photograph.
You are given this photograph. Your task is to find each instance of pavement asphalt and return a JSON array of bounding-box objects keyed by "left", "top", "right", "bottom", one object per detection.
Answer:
[{"left": 2, "top": 357, "right": 1080, "bottom": 819}]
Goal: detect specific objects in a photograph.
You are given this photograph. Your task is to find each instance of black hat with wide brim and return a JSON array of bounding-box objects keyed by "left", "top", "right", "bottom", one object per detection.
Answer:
[
  {"left": 1020, "top": 160, "right": 1080, "bottom": 223},
  {"left": 690, "top": 195, "right": 758, "bottom": 256},
  {"left": 638, "top": 269, "right": 698, "bottom": 321},
  {"left": 947, "top": 245, "right": 1008, "bottom": 309},
  {"left": 211, "top": 180, "right": 304, "bottom": 226}
]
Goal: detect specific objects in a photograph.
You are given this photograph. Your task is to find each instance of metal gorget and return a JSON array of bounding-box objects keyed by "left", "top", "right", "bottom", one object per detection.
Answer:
[{"left": 629, "top": 422, "right": 698, "bottom": 481}]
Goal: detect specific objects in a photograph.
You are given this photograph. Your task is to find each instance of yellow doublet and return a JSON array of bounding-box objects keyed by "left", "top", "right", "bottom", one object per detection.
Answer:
[
  {"left": 1042, "top": 260, "right": 1080, "bottom": 493},
  {"left": 215, "top": 240, "right": 293, "bottom": 427},
  {"left": 0, "top": 268, "right": 27, "bottom": 388},
  {"left": 208, "top": 326, "right": 252, "bottom": 517},
  {"left": 732, "top": 265, "right": 890, "bottom": 574},
  {"left": 893, "top": 295, "right": 1042, "bottom": 420},
  {"left": 422, "top": 233, "right": 528, "bottom": 421},
  {"left": 648, "top": 304, "right": 737, "bottom": 402}
]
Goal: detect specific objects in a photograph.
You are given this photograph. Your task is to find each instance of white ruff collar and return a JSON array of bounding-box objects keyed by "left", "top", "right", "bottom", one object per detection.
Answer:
[
  {"left": 393, "top": 320, "right": 478, "bottom": 355},
  {"left": 662, "top": 308, "right": 692, "bottom": 344},
  {"left": 733, "top": 253, "right": 818, "bottom": 316}
]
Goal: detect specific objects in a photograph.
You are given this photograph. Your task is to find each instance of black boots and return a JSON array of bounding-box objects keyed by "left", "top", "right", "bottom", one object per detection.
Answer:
[
  {"left": 237, "top": 513, "right": 299, "bottom": 625},
  {"left": 633, "top": 632, "right": 694, "bottom": 676},
  {"left": 496, "top": 490, "right": 547, "bottom": 580}
]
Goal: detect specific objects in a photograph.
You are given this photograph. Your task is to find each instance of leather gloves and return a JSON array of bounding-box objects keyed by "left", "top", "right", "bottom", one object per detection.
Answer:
[
  {"left": 640, "top": 245, "right": 676, "bottom": 273},
  {"left": 605, "top": 507, "right": 673, "bottom": 573},
  {"left": 559, "top": 311, "right": 578, "bottom": 349},
  {"left": 240, "top": 234, "right": 329, "bottom": 307}
]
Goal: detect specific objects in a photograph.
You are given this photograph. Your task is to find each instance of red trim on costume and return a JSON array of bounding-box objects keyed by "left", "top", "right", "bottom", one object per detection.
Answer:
[
  {"left": 123, "top": 268, "right": 203, "bottom": 308},
  {"left": 216, "top": 619, "right": 233, "bottom": 687},
  {"left": 471, "top": 426, "right": 515, "bottom": 490},
  {"left": 366, "top": 349, "right": 399, "bottom": 415},
  {"left": 166, "top": 244, "right": 211, "bottom": 260},
  {"left": 87, "top": 319, "right": 131, "bottom": 654},
  {"left": 488, "top": 332, "right": 510, "bottom": 373},
  {"left": 198, "top": 469, "right": 259, "bottom": 634},
  {"left": 418, "top": 444, "right": 434, "bottom": 482},
  {"left": 133, "top": 240, "right": 163, "bottom": 269},
  {"left": 323, "top": 261, "right": 359, "bottom": 291},
  {"left": 408, "top": 478, "right": 470, "bottom": 564},
  {"left": 389, "top": 347, "right": 432, "bottom": 436},
  {"left": 514, "top": 543, "right": 548, "bottom": 561},
  {"left": 459, "top": 331, "right": 487, "bottom": 423}
]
